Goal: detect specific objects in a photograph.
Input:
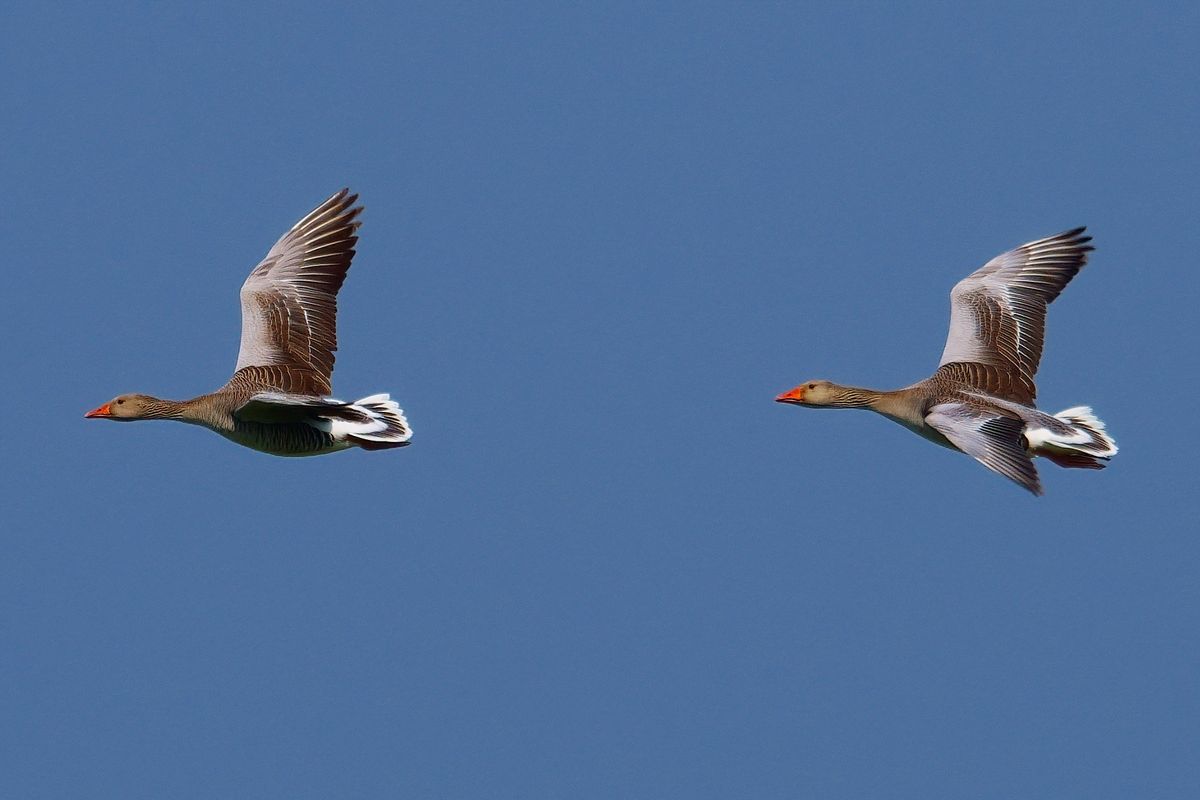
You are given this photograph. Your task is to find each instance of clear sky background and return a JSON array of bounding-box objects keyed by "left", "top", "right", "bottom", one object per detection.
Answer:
[{"left": 2, "top": 3, "right": 1197, "bottom": 798}]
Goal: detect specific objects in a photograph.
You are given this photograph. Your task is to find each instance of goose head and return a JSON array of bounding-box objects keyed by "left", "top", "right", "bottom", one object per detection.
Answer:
[
  {"left": 775, "top": 380, "right": 838, "bottom": 407},
  {"left": 775, "top": 380, "right": 877, "bottom": 409},
  {"left": 84, "top": 394, "right": 161, "bottom": 421}
]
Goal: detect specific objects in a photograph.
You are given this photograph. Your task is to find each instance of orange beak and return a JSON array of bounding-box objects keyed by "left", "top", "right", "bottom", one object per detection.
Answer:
[
  {"left": 775, "top": 386, "right": 806, "bottom": 404},
  {"left": 84, "top": 402, "right": 112, "bottom": 418}
]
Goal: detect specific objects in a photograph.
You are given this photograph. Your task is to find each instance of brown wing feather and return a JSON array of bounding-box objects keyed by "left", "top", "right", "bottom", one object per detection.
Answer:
[
  {"left": 224, "top": 364, "right": 333, "bottom": 398},
  {"left": 938, "top": 228, "right": 1092, "bottom": 404},
  {"left": 929, "top": 362, "right": 1037, "bottom": 406},
  {"left": 232, "top": 189, "right": 363, "bottom": 395}
]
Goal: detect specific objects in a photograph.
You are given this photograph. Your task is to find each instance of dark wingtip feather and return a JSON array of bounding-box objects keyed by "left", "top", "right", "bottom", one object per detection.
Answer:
[{"left": 1060, "top": 226, "right": 1093, "bottom": 251}]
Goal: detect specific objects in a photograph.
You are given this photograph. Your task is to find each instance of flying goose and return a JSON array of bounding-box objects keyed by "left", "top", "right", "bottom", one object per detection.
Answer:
[
  {"left": 85, "top": 189, "right": 412, "bottom": 456},
  {"left": 775, "top": 228, "right": 1116, "bottom": 495}
]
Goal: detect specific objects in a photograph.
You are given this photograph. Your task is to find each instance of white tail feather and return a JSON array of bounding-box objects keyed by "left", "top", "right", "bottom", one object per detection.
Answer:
[
  {"left": 327, "top": 393, "right": 412, "bottom": 448},
  {"left": 1051, "top": 406, "right": 1117, "bottom": 457},
  {"left": 1025, "top": 405, "right": 1117, "bottom": 467}
]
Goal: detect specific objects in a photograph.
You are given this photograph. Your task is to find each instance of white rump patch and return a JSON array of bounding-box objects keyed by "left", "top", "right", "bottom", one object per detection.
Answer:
[
  {"left": 323, "top": 393, "right": 412, "bottom": 445},
  {"left": 1026, "top": 405, "right": 1117, "bottom": 457}
]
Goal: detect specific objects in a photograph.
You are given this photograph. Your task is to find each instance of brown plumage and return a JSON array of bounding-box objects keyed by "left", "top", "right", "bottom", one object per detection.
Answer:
[
  {"left": 85, "top": 189, "right": 412, "bottom": 456},
  {"left": 776, "top": 228, "right": 1116, "bottom": 495}
]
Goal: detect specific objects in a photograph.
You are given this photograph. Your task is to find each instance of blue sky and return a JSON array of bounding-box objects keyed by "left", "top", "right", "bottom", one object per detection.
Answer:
[{"left": 2, "top": 3, "right": 1197, "bottom": 797}]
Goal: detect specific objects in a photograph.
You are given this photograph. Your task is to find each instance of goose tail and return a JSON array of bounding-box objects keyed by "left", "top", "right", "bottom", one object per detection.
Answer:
[
  {"left": 334, "top": 393, "right": 412, "bottom": 450},
  {"left": 1026, "top": 406, "right": 1116, "bottom": 470}
]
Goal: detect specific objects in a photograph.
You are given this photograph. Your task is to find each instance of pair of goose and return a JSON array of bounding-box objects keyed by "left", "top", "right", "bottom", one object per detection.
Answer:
[{"left": 87, "top": 190, "right": 1116, "bottom": 494}]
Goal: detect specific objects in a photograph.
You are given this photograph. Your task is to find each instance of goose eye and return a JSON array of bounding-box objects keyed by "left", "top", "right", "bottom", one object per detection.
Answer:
[
  {"left": 117, "top": 399, "right": 125, "bottom": 405},
  {"left": 808, "top": 383, "right": 816, "bottom": 389}
]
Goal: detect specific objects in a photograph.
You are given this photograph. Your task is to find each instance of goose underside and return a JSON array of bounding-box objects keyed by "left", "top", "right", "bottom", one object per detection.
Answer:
[{"left": 219, "top": 420, "right": 350, "bottom": 457}]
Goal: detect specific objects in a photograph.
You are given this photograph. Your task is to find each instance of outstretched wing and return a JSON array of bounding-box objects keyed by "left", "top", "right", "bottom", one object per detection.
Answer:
[
  {"left": 926, "top": 402, "right": 1042, "bottom": 495},
  {"left": 938, "top": 228, "right": 1092, "bottom": 404},
  {"left": 233, "top": 189, "right": 363, "bottom": 395}
]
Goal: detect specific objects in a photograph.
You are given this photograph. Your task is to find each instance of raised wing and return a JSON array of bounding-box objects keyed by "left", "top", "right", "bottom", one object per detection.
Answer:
[
  {"left": 926, "top": 402, "right": 1041, "bottom": 495},
  {"left": 938, "top": 228, "right": 1092, "bottom": 404},
  {"left": 233, "top": 189, "right": 363, "bottom": 395}
]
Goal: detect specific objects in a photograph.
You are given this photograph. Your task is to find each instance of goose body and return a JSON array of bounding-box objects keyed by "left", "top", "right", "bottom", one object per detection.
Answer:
[
  {"left": 776, "top": 228, "right": 1116, "bottom": 495},
  {"left": 86, "top": 189, "right": 412, "bottom": 456}
]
